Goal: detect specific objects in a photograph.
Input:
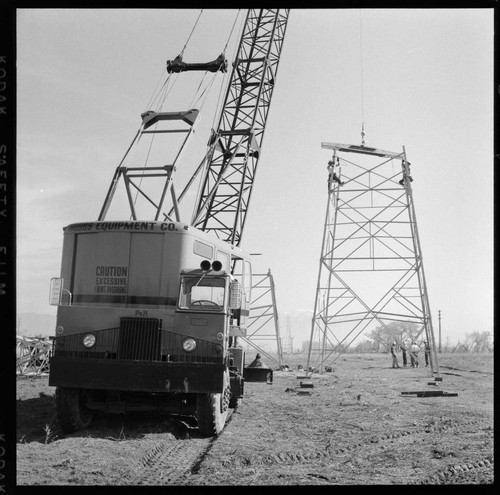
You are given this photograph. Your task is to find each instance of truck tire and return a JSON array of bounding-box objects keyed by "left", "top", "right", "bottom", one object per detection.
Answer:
[
  {"left": 196, "top": 393, "right": 228, "bottom": 437},
  {"left": 56, "top": 387, "right": 93, "bottom": 433}
]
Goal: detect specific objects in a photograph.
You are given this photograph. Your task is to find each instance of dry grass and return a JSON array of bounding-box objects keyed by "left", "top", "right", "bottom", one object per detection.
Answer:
[{"left": 16, "top": 352, "right": 493, "bottom": 485}]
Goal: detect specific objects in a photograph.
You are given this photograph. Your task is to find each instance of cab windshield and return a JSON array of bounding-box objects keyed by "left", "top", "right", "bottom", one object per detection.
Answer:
[{"left": 178, "top": 276, "right": 226, "bottom": 311}]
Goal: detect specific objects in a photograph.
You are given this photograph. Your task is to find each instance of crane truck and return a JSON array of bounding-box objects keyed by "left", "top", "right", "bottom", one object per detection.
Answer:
[
  {"left": 49, "top": 220, "right": 252, "bottom": 436},
  {"left": 48, "top": 9, "right": 289, "bottom": 437}
]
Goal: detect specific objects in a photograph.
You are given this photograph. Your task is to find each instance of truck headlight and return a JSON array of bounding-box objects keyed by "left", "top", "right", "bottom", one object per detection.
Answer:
[
  {"left": 182, "top": 338, "right": 197, "bottom": 352},
  {"left": 83, "top": 333, "right": 96, "bottom": 348}
]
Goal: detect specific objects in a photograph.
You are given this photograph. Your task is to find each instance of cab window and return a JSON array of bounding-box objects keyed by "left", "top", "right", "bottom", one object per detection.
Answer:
[{"left": 178, "top": 276, "right": 225, "bottom": 311}]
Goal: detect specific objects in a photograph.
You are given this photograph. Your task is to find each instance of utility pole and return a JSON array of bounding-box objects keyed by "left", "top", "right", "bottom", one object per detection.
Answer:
[{"left": 438, "top": 310, "right": 442, "bottom": 353}]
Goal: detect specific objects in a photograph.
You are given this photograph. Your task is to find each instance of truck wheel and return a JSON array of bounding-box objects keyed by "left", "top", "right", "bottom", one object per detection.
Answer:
[
  {"left": 56, "top": 387, "right": 93, "bottom": 433},
  {"left": 196, "top": 393, "right": 228, "bottom": 437}
]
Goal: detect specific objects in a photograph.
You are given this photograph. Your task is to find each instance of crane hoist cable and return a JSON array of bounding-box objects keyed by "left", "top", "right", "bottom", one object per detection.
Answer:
[
  {"left": 359, "top": 9, "right": 366, "bottom": 146},
  {"left": 146, "top": 9, "right": 238, "bottom": 120},
  {"left": 189, "top": 9, "right": 242, "bottom": 112},
  {"left": 189, "top": 71, "right": 214, "bottom": 109},
  {"left": 180, "top": 9, "right": 204, "bottom": 58},
  {"left": 144, "top": 67, "right": 168, "bottom": 113},
  {"left": 210, "top": 9, "right": 242, "bottom": 132},
  {"left": 144, "top": 9, "right": 204, "bottom": 113},
  {"left": 145, "top": 71, "right": 179, "bottom": 115},
  {"left": 149, "top": 9, "right": 235, "bottom": 142},
  {"left": 190, "top": 10, "right": 244, "bottom": 215}
]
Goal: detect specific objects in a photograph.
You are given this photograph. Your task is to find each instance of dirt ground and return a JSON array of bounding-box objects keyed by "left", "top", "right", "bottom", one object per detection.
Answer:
[{"left": 16, "top": 352, "right": 493, "bottom": 486}]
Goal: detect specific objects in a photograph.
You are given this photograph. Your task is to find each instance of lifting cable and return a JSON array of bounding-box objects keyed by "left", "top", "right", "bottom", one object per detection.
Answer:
[
  {"left": 359, "top": 10, "right": 366, "bottom": 146},
  {"left": 143, "top": 67, "right": 168, "bottom": 113},
  {"left": 146, "top": 8, "right": 238, "bottom": 123},
  {"left": 190, "top": 9, "right": 242, "bottom": 112},
  {"left": 144, "top": 9, "right": 204, "bottom": 113},
  {"left": 145, "top": 71, "right": 179, "bottom": 114},
  {"left": 192, "top": 9, "right": 243, "bottom": 211},
  {"left": 210, "top": 9, "right": 242, "bottom": 130},
  {"left": 180, "top": 9, "right": 204, "bottom": 58}
]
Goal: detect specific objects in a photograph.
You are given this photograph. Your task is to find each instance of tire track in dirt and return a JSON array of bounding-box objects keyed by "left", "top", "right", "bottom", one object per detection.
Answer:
[
  {"left": 112, "top": 411, "right": 236, "bottom": 485},
  {"left": 217, "top": 417, "right": 491, "bottom": 468},
  {"left": 415, "top": 456, "right": 494, "bottom": 484},
  {"left": 130, "top": 439, "right": 213, "bottom": 484}
]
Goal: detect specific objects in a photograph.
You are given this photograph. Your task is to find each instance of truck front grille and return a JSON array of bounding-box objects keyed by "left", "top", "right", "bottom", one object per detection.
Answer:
[
  {"left": 117, "top": 317, "right": 161, "bottom": 361},
  {"left": 53, "top": 319, "right": 223, "bottom": 364}
]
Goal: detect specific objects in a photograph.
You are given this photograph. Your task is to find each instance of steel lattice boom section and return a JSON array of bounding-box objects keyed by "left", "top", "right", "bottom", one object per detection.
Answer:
[
  {"left": 306, "top": 143, "right": 440, "bottom": 377},
  {"left": 192, "top": 9, "right": 289, "bottom": 246}
]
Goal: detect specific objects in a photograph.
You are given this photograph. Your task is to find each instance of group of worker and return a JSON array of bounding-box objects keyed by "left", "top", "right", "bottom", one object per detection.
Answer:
[
  {"left": 390, "top": 340, "right": 431, "bottom": 369},
  {"left": 327, "top": 159, "right": 413, "bottom": 187}
]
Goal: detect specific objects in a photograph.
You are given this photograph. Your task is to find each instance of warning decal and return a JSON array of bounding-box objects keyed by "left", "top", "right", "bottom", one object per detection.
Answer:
[{"left": 95, "top": 266, "right": 128, "bottom": 294}]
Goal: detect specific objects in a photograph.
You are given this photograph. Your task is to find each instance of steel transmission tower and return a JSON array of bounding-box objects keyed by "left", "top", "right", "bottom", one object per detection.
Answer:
[
  {"left": 306, "top": 142, "right": 440, "bottom": 379},
  {"left": 242, "top": 269, "right": 283, "bottom": 367}
]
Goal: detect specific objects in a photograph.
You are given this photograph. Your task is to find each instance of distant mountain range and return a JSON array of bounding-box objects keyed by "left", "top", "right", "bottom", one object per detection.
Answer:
[{"left": 16, "top": 313, "right": 57, "bottom": 337}]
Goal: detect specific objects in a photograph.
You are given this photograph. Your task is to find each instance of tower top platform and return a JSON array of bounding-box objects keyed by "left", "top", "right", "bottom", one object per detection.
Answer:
[{"left": 321, "top": 142, "right": 405, "bottom": 159}]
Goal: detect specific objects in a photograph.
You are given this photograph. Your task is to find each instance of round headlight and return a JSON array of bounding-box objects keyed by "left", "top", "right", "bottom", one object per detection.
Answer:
[
  {"left": 83, "top": 333, "right": 96, "bottom": 348},
  {"left": 182, "top": 338, "right": 197, "bottom": 352}
]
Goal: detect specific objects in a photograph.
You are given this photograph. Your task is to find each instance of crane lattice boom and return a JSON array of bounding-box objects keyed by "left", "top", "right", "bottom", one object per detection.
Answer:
[{"left": 192, "top": 9, "right": 290, "bottom": 246}]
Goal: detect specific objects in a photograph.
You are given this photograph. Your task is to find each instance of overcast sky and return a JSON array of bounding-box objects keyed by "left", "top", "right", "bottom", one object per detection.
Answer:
[{"left": 16, "top": 9, "right": 493, "bottom": 345}]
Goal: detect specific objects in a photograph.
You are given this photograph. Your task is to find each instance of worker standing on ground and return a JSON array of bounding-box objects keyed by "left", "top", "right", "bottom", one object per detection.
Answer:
[
  {"left": 410, "top": 341, "right": 420, "bottom": 367},
  {"left": 400, "top": 342, "right": 408, "bottom": 367},
  {"left": 424, "top": 341, "right": 431, "bottom": 367},
  {"left": 391, "top": 343, "right": 400, "bottom": 368}
]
